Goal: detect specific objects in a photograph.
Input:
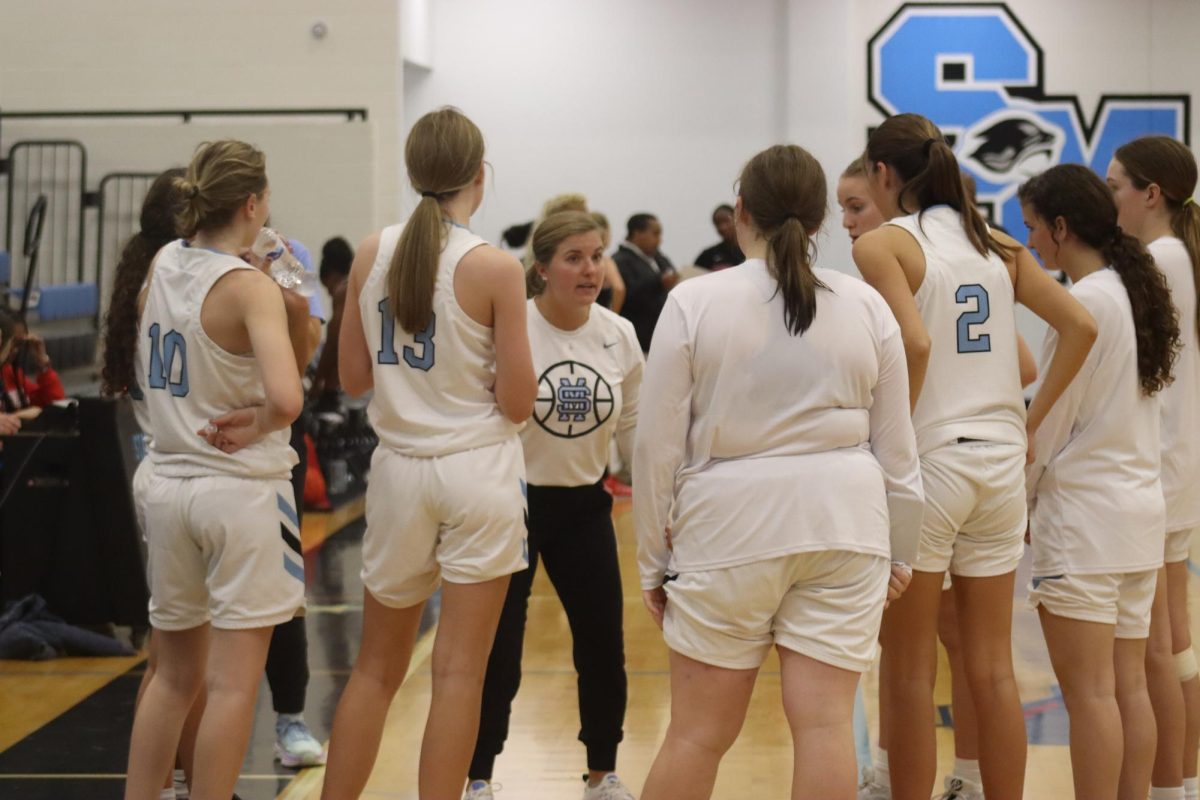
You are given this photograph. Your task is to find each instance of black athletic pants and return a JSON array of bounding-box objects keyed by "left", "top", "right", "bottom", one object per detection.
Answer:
[
  {"left": 265, "top": 419, "right": 310, "bottom": 716},
  {"left": 469, "top": 479, "right": 627, "bottom": 778}
]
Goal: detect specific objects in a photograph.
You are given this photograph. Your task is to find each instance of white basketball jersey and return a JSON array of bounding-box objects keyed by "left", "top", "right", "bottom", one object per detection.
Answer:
[
  {"left": 138, "top": 240, "right": 296, "bottom": 480},
  {"left": 361, "top": 222, "right": 520, "bottom": 457},
  {"left": 1027, "top": 268, "right": 1164, "bottom": 575},
  {"left": 1149, "top": 237, "right": 1200, "bottom": 531},
  {"left": 886, "top": 206, "right": 1025, "bottom": 453}
]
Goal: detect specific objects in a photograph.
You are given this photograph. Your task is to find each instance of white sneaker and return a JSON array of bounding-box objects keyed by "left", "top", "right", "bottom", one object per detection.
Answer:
[
  {"left": 464, "top": 780, "right": 497, "bottom": 799},
  {"left": 934, "top": 775, "right": 984, "bottom": 800},
  {"left": 274, "top": 715, "right": 327, "bottom": 768},
  {"left": 858, "top": 767, "right": 891, "bottom": 800},
  {"left": 582, "top": 773, "right": 637, "bottom": 800}
]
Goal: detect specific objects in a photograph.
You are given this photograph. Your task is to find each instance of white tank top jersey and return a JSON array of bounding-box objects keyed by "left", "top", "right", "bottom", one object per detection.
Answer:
[
  {"left": 1026, "top": 268, "right": 1165, "bottom": 576},
  {"left": 138, "top": 240, "right": 296, "bottom": 480},
  {"left": 633, "top": 259, "right": 924, "bottom": 590},
  {"left": 1148, "top": 237, "right": 1200, "bottom": 531},
  {"left": 360, "top": 222, "right": 521, "bottom": 457},
  {"left": 523, "top": 298, "right": 643, "bottom": 487},
  {"left": 885, "top": 205, "right": 1026, "bottom": 454}
]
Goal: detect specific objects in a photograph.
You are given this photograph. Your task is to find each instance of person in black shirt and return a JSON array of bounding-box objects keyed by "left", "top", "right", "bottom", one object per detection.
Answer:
[
  {"left": 693, "top": 204, "right": 745, "bottom": 270},
  {"left": 613, "top": 213, "right": 678, "bottom": 352}
]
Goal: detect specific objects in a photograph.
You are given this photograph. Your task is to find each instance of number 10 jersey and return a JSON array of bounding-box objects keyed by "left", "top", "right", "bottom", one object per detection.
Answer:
[
  {"left": 885, "top": 205, "right": 1026, "bottom": 454},
  {"left": 361, "top": 222, "right": 520, "bottom": 457},
  {"left": 137, "top": 239, "right": 296, "bottom": 480}
]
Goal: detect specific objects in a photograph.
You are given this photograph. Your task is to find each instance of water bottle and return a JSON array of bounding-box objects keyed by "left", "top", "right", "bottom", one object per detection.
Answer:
[{"left": 251, "top": 228, "right": 320, "bottom": 296}]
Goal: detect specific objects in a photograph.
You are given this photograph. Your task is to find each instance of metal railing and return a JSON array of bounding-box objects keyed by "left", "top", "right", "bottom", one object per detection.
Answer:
[
  {"left": 4, "top": 140, "right": 87, "bottom": 290},
  {"left": 95, "top": 171, "right": 159, "bottom": 320}
]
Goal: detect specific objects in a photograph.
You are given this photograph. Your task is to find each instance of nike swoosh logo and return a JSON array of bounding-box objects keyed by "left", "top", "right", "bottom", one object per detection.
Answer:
[{"left": 603, "top": 341, "right": 618, "bottom": 349}]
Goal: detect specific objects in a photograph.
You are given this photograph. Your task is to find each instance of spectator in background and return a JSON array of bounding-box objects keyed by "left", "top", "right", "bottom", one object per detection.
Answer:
[
  {"left": 591, "top": 212, "right": 626, "bottom": 313},
  {"left": 311, "top": 236, "right": 354, "bottom": 401},
  {"left": 613, "top": 213, "right": 678, "bottom": 352},
  {"left": 0, "top": 309, "right": 22, "bottom": 434},
  {"left": 241, "top": 226, "right": 328, "bottom": 770},
  {"left": 694, "top": 204, "right": 745, "bottom": 270},
  {"left": 2, "top": 319, "right": 65, "bottom": 412}
]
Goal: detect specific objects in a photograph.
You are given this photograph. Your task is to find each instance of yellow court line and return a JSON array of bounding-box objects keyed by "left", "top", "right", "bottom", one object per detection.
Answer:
[{"left": 276, "top": 623, "right": 439, "bottom": 800}]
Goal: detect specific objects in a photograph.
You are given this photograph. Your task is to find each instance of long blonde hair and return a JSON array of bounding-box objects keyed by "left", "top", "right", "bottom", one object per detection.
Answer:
[{"left": 389, "top": 107, "right": 484, "bottom": 333}]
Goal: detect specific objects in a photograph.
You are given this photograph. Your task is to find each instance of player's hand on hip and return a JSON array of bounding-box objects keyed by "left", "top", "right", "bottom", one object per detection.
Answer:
[
  {"left": 643, "top": 587, "right": 667, "bottom": 630},
  {"left": 198, "top": 407, "right": 264, "bottom": 453},
  {"left": 885, "top": 562, "right": 913, "bottom": 609}
]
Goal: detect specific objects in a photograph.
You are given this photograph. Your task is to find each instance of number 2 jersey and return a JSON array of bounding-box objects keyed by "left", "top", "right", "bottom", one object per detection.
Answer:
[
  {"left": 360, "top": 222, "right": 520, "bottom": 457},
  {"left": 137, "top": 239, "right": 296, "bottom": 480},
  {"left": 885, "top": 205, "right": 1026, "bottom": 454}
]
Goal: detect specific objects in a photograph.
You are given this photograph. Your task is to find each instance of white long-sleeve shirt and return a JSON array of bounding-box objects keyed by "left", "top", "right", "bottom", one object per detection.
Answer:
[
  {"left": 1026, "top": 268, "right": 1164, "bottom": 576},
  {"left": 633, "top": 260, "right": 924, "bottom": 589},
  {"left": 522, "top": 299, "right": 643, "bottom": 486}
]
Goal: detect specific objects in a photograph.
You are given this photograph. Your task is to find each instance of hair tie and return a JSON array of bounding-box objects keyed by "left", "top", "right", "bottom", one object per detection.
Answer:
[
  {"left": 420, "top": 191, "right": 438, "bottom": 199},
  {"left": 923, "top": 138, "right": 939, "bottom": 157},
  {"left": 1185, "top": 197, "right": 1196, "bottom": 208},
  {"left": 183, "top": 183, "right": 199, "bottom": 200},
  {"left": 1111, "top": 225, "right": 1125, "bottom": 244}
]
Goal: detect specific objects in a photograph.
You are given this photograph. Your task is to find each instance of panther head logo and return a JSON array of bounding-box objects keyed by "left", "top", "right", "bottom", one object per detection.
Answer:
[{"left": 958, "top": 111, "right": 1064, "bottom": 184}]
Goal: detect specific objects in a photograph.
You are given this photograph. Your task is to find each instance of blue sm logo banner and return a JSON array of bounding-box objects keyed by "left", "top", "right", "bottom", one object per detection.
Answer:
[{"left": 868, "top": 3, "right": 1190, "bottom": 229}]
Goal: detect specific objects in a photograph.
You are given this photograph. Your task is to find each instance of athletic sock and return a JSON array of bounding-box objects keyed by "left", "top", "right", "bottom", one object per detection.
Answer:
[
  {"left": 159, "top": 790, "right": 176, "bottom": 800},
  {"left": 1184, "top": 776, "right": 1199, "bottom": 800},
  {"left": 874, "top": 748, "right": 890, "bottom": 787},
  {"left": 953, "top": 757, "right": 982, "bottom": 785},
  {"left": 1150, "top": 786, "right": 1185, "bottom": 799},
  {"left": 173, "top": 768, "right": 189, "bottom": 800}
]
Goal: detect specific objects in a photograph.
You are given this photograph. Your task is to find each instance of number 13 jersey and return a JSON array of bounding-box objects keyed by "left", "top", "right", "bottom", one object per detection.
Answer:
[
  {"left": 138, "top": 239, "right": 296, "bottom": 480},
  {"left": 886, "top": 205, "right": 1026, "bottom": 454},
  {"left": 361, "top": 222, "right": 520, "bottom": 457}
]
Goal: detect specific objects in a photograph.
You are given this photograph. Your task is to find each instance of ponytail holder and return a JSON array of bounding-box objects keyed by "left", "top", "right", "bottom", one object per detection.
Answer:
[
  {"left": 923, "top": 138, "right": 939, "bottom": 157},
  {"left": 1111, "top": 225, "right": 1124, "bottom": 244},
  {"left": 183, "top": 183, "right": 199, "bottom": 200},
  {"left": 420, "top": 190, "right": 438, "bottom": 199},
  {"left": 1185, "top": 197, "right": 1196, "bottom": 208}
]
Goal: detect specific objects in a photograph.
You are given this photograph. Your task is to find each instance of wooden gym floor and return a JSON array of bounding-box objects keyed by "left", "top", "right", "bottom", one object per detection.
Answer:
[{"left": 2, "top": 495, "right": 1195, "bottom": 798}]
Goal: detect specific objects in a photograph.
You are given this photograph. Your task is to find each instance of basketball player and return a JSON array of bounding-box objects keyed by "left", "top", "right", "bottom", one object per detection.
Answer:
[
  {"left": 101, "top": 168, "right": 196, "bottom": 800},
  {"left": 1110, "top": 136, "right": 1200, "bottom": 800},
  {"left": 466, "top": 211, "right": 643, "bottom": 800},
  {"left": 855, "top": 113, "right": 1097, "bottom": 800},
  {"left": 591, "top": 211, "right": 626, "bottom": 313},
  {"left": 123, "top": 141, "right": 304, "bottom": 800},
  {"left": 1021, "top": 164, "right": 1181, "bottom": 800},
  {"left": 318, "top": 107, "right": 536, "bottom": 800},
  {"left": 844, "top": 156, "right": 1038, "bottom": 800},
  {"left": 635, "top": 144, "right": 924, "bottom": 800}
]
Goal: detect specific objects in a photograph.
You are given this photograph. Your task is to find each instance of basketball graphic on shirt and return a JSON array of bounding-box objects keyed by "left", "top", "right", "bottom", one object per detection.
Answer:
[{"left": 534, "top": 361, "right": 614, "bottom": 438}]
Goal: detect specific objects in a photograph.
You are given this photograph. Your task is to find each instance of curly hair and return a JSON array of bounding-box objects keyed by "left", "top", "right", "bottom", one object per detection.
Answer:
[
  {"left": 1019, "top": 164, "right": 1181, "bottom": 395},
  {"left": 100, "top": 168, "right": 185, "bottom": 396}
]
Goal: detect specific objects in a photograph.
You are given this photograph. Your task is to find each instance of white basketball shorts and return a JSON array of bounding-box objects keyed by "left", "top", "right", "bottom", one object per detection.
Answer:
[{"left": 361, "top": 436, "right": 529, "bottom": 609}]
